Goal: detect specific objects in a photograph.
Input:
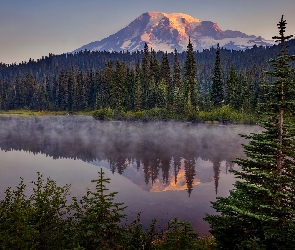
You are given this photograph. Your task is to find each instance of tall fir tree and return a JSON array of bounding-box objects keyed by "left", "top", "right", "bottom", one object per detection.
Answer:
[
  {"left": 184, "top": 38, "right": 198, "bottom": 108},
  {"left": 155, "top": 79, "right": 168, "bottom": 108},
  {"left": 160, "top": 52, "right": 172, "bottom": 108},
  {"left": 76, "top": 169, "right": 126, "bottom": 249},
  {"left": 141, "top": 43, "right": 151, "bottom": 109},
  {"left": 172, "top": 49, "right": 184, "bottom": 114},
  {"left": 211, "top": 43, "right": 224, "bottom": 106},
  {"left": 225, "top": 64, "right": 240, "bottom": 109},
  {"left": 172, "top": 49, "right": 182, "bottom": 89},
  {"left": 205, "top": 16, "right": 295, "bottom": 249},
  {"left": 150, "top": 49, "right": 161, "bottom": 84},
  {"left": 67, "top": 68, "right": 76, "bottom": 112},
  {"left": 134, "top": 62, "right": 143, "bottom": 111}
]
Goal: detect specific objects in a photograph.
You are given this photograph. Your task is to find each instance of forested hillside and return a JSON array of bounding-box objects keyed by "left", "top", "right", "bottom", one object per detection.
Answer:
[{"left": 0, "top": 39, "right": 295, "bottom": 118}]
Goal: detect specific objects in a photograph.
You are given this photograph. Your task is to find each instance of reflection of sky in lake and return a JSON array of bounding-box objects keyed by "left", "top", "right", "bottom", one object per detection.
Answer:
[{"left": 0, "top": 116, "right": 261, "bottom": 235}]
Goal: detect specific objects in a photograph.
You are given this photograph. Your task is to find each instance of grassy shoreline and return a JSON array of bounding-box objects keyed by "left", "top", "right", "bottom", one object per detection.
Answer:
[
  {"left": 0, "top": 109, "right": 95, "bottom": 116},
  {"left": 5, "top": 107, "right": 295, "bottom": 125},
  {"left": 0, "top": 107, "right": 259, "bottom": 124}
]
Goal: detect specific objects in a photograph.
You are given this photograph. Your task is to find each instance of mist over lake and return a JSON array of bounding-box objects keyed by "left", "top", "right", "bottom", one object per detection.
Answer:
[{"left": 0, "top": 115, "right": 262, "bottom": 234}]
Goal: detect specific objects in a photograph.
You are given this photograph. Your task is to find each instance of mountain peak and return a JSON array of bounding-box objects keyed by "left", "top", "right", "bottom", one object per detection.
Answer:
[
  {"left": 145, "top": 11, "right": 202, "bottom": 22},
  {"left": 73, "top": 12, "right": 274, "bottom": 53}
]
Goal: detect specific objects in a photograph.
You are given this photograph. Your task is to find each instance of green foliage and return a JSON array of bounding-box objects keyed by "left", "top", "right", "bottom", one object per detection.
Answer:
[
  {"left": 194, "top": 236, "right": 217, "bottom": 250},
  {"left": 155, "top": 79, "right": 168, "bottom": 109},
  {"left": 0, "top": 170, "right": 214, "bottom": 250},
  {"left": 205, "top": 16, "right": 295, "bottom": 249},
  {"left": 124, "top": 214, "right": 159, "bottom": 250},
  {"left": 0, "top": 179, "right": 37, "bottom": 250},
  {"left": 93, "top": 107, "right": 173, "bottom": 121},
  {"left": 184, "top": 39, "right": 198, "bottom": 108},
  {"left": 0, "top": 173, "right": 76, "bottom": 250},
  {"left": 1, "top": 39, "right": 281, "bottom": 122},
  {"left": 76, "top": 168, "right": 127, "bottom": 249},
  {"left": 172, "top": 86, "right": 184, "bottom": 115},
  {"left": 93, "top": 107, "right": 114, "bottom": 120},
  {"left": 211, "top": 44, "right": 224, "bottom": 106},
  {"left": 30, "top": 173, "right": 75, "bottom": 249},
  {"left": 198, "top": 105, "right": 253, "bottom": 123},
  {"left": 141, "top": 108, "right": 172, "bottom": 121},
  {"left": 154, "top": 218, "right": 199, "bottom": 250}
]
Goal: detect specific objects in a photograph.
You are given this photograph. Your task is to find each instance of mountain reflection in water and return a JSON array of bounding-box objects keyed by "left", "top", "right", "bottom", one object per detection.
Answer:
[{"left": 0, "top": 116, "right": 261, "bottom": 234}]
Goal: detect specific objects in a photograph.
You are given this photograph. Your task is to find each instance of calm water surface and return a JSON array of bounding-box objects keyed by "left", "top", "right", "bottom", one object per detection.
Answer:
[{"left": 0, "top": 115, "right": 262, "bottom": 235}]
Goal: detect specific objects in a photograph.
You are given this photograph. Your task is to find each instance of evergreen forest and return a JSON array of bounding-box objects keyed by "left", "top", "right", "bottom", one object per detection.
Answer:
[{"left": 0, "top": 36, "right": 295, "bottom": 122}]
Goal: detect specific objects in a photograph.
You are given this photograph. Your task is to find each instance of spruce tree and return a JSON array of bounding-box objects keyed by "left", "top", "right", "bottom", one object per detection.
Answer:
[
  {"left": 155, "top": 79, "right": 168, "bottom": 108},
  {"left": 141, "top": 43, "right": 151, "bottom": 109},
  {"left": 225, "top": 64, "right": 240, "bottom": 109},
  {"left": 172, "top": 49, "right": 182, "bottom": 89},
  {"left": 67, "top": 68, "right": 76, "bottom": 112},
  {"left": 134, "top": 62, "right": 143, "bottom": 111},
  {"left": 77, "top": 169, "right": 126, "bottom": 249},
  {"left": 205, "top": 16, "right": 295, "bottom": 249},
  {"left": 150, "top": 49, "right": 161, "bottom": 84},
  {"left": 184, "top": 38, "right": 198, "bottom": 108},
  {"left": 172, "top": 49, "right": 184, "bottom": 114},
  {"left": 160, "top": 52, "right": 172, "bottom": 107},
  {"left": 211, "top": 43, "right": 224, "bottom": 106}
]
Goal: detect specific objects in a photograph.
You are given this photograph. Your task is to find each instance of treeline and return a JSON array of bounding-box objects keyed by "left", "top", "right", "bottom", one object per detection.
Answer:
[
  {"left": 1, "top": 39, "right": 295, "bottom": 82},
  {"left": 0, "top": 41, "right": 276, "bottom": 118}
]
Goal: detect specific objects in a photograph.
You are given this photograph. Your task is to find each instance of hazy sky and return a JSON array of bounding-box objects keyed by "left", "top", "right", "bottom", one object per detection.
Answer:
[{"left": 1, "top": 0, "right": 295, "bottom": 64}]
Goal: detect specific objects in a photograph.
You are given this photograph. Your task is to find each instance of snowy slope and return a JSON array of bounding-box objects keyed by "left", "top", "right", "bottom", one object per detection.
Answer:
[{"left": 73, "top": 12, "right": 274, "bottom": 53}]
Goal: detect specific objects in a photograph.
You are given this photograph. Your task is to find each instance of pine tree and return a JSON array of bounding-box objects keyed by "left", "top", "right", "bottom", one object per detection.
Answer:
[
  {"left": 134, "top": 62, "right": 143, "bottom": 111},
  {"left": 240, "top": 70, "right": 255, "bottom": 114},
  {"left": 125, "top": 67, "right": 136, "bottom": 110},
  {"left": 184, "top": 38, "right": 198, "bottom": 108},
  {"left": 172, "top": 86, "right": 184, "bottom": 115},
  {"left": 141, "top": 43, "right": 151, "bottom": 109},
  {"left": 160, "top": 52, "right": 172, "bottom": 108},
  {"left": 205, "top": 16, "right": 295, "bottom": 249},
  {"left": 111, "top": 61, "right": 127, "bottom": 109},
  {"left": 102, "top": 61, "right": 114, "bottom": 108},
  {"left": 67, "top": 68, "right": 76, "bottom": 112},
  {"left": 51, "top": 75, "right": 59, "bottom": 110},
  {"left": 150, "top": 49, "right": 161, "bottom": 84},
  {"left": 211, "top": 43, "right": 224, "bottom": 106},
  {"left": 172, "top": 49, "right": 184, "bottom": 114},
  {"left": 0, "top": 173, "right": 76, "bottom": 249},
  {"left": 155, "top": 79, "right": 168, "bottom": 108},
  {"left": 172, "top": 49, "right": 182, "bottom": 89},
  {"left": 225, "top": 65, "right": 240, "bottom": 109},
  {"left": 77, "top": 169, "right": 126, "bottom": 249},
  {"left": 58, "top": 72, "right": 69, "bottom": 111}
]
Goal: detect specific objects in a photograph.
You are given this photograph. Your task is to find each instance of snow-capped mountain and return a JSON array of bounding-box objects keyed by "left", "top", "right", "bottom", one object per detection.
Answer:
[{"left": 74, "top": 12, "right": 274, "bottom": 53}]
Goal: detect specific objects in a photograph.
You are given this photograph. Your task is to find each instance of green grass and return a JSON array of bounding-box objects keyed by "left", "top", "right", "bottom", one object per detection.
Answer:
[
  {"left": 0, "top": 109, "right": 95, "bottom": 116},
  {"left": 3, "top": 106, "right": 283, "bottom": 125},
  {"left": 92, "top": 105, "right": 260, "bottom": 124}
]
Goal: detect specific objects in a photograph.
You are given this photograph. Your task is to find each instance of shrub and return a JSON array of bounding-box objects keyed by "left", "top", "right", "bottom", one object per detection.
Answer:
[
  {"left": 0, "top": 171, "right": 213, "bottom": 249},
  {"left": 93, "top": 108, "right": 114, "bottom": 120}
]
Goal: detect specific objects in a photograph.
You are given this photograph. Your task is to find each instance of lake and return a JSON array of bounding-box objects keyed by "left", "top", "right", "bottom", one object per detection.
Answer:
[{"left": 0, "top": 115, "right": 261, "bottom": 235}]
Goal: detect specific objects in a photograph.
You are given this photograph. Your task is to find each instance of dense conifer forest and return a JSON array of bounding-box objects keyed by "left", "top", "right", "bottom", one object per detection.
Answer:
[{"left": 0, "top": 39, "right": 295, "bottom": 121}]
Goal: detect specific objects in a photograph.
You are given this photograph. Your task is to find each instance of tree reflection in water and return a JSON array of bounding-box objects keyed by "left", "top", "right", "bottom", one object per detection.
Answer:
[{"left": 0, "top": 116, "right": 261, "bottom": 195}]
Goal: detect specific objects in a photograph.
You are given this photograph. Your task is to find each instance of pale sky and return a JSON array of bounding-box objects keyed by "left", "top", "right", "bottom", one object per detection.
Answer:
[{"left": 1, "top": 0, "right": 295, "bottom": 64}]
